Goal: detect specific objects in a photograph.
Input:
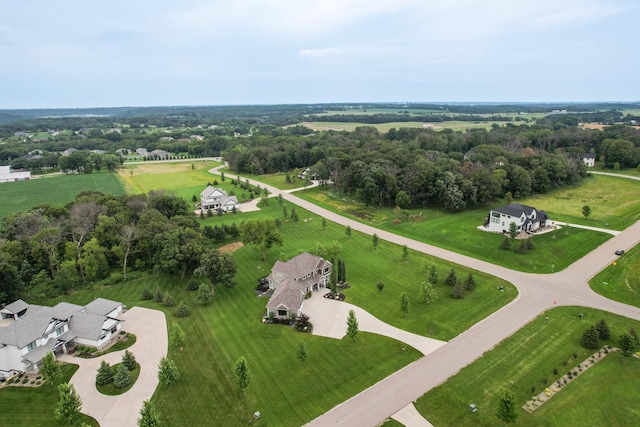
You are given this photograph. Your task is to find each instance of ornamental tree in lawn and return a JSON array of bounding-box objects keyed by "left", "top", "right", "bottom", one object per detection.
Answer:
[
  {"left": 158, "top": 356, "right": 180, "bottom": 387},
  {"left": 496, "top": 389, "right": 518, "bottom": 424},
  {"left": 41, "top": 352, "right": 61, "bottom": 387},
  {"left": 114, "top": 363, "right": 132, "bottom": 388},
  {"left": 138, "top": 400, "right": 161, "bottom": 427},
  {"left": 55, "top": 382, "right": 82, "bottom": 425},
  {"left": 346, "top": 309, "right": 359, "bottom": 343},
  {"left": 234, "top": 356, "right": 252, "bottom": 395}
]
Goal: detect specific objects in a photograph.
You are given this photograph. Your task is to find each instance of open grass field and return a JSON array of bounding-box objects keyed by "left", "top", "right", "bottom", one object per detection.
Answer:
[
  {"left": 517, "top": 174, "right": 640, "bottom": 230},
  {"left": 0, "top": 364, "right": 99, "bottom": 426},
  {"left": 413, "top": 306, "right": 640, "bottom": 426},
  {"left": 295, "top": 187, "right": 611, "bottom": 273},
  {"left": 196, "top": 201, "right": 515, "bottom": 340},
  {"left": 0, "top": 172, "right": 125, "bottom": 219},
  {"left": 217, "top": 166, "right": 311, "bottom": 191},
  {"left": 590, "top": 246, "right": 640, "bottom": 308},
  {"left": 114, "top": 160, "right": 267, "bottom": 206},
  {"left": 298, "top": 120, "right": 516, "bottom": 133}
]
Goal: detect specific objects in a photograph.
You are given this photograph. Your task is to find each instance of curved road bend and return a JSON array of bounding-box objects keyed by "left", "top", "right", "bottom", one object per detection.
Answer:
[{"left": 211, "top": 167, "right": 640, "bottom": 426}]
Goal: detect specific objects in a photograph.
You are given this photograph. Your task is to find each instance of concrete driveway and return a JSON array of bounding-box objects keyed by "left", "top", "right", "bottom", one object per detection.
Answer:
[
  {"left": 303, "top": 290, "right": 446, "bottom": 356},
  {"left": 59, "top": 307, "right": 167, "bottom": 427}
]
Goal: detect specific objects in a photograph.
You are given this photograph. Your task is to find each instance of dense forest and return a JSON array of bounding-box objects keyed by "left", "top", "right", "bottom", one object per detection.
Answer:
[
  {"left": 0, "top": 191, "right": 240, "bottom": 303},
  {"left": 223, "top": 124, "right": 640, "bottom": 209}
]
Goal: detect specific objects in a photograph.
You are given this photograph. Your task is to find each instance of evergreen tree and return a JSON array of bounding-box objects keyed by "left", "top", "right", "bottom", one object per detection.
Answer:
[
  {"left": 445, "top": 268, "right": 457, "bottom": 286},
  {"left": 114, "top": 363, "right": 132, "bottom": 388},
  {"left": 296, "top": 341, "right": 308, "bottom": 364},
  {"left": 618, "top": 332, "right": 637, "bottom": 356},
  {"left": 595, "top": 318, "right": 610, "bottom": 340},
  {"left": 402, "top": 244, "right": 409, "bottom": 262},
  {"left": 96, "top": 360, "right": 114, "bottom": 385},
  {"left": 451, "top": 280, "right": 465, "bottom": 299},
  {"left": 169, "top": 323, "right": 186, "bottom": 349},
  {"left": 581, "top": 326, "right": 599, "bottom": 349},
  {"left": 372, "top": 233, "right": 379, "bottom": 250},
  {"left": 500, "top": 235, "right": 511, "bottom": 250},
  {"left": 463, "top": 272, "right": 476, "bottom": 291},
  {"left": 197, "top": 283, "right": 213, "bottom": 305},
  {"left": 345, "top": 225, "right": 352, "bottom": 238},
  {"left": 428, "top": 265, "right": 439, "bottom": 285},
  {"left": 346, "top": 309, "right": 359, "bottom": 342},
  {"left": 122, "top": 350, "right": 137, "bottom": 371}
]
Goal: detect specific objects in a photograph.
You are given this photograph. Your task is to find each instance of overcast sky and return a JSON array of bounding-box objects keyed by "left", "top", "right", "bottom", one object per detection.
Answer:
[{"left": 1, "top": 0, "right": 638, "bottom": 108}]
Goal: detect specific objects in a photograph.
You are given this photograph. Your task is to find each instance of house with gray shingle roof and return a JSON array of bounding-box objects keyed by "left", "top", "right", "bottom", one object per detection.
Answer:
[
  {"left": 265, "top": 253, "right": 332, "bottom": 320},
  {"left": 200, "top": 185, "right": 238, "bottom": 213},
  {"left": 0, "top": 298, "right": 123, "bottom": 376},
  {"left": 484, "top": 203, "right": 549, "bottom": 234}
]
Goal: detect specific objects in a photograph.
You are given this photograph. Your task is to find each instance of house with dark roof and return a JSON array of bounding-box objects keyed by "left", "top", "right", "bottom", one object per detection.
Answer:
[
  {"left": 484, "top": 203, "right": 550, "bottom": 234},
  {"left": 265, "top": 253, "right": 332, "bottom": 320},
  {"left": 0, "top": 298, "right": 123, "bottom": 376},
  {"left": 200, "top": 185, "right": 238, "bottom": 213},
  {"left": 582, "top": 153, "right": 596, "bottom": 167}
]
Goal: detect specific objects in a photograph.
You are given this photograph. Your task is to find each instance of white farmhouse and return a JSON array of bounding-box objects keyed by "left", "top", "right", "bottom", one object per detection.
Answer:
[
  {"left": 200, "top": 185, "right": 238, "bottom": 213},
  {"left": 484, "top": 203, "right": 549, "bottom": 234}
]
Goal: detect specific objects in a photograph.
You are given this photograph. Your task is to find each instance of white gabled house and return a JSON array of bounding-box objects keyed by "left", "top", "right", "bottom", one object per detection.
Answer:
[
  {"left": 265, "top": 253, "right": 332, "bottom": 320},
  {"left": 484, "top": 203, "right": 550, "bottom": 234},
  {"left": 200, "top": 185, "right": 238, "bottom": 213},
  {"left": 582, "top": 153, "right": 596, "bottom": 167},
  {"left": 0, "top": 298, "right": 123, "bottom": 377}
]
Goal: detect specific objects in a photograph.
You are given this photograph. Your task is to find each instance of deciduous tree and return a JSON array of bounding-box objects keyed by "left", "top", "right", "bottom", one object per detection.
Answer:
[
  {"left": 496, "top": 389, "right": 518, "bottom": 424},
  {"left": 234, "top": 356, "right": 252, "bottom": 395},
  {"left": 55, "top": 383, "right": 82, "bottom": 425},
  {"left": 138, "top": 400, "right": 161, "bottom": 427},
  {"left": 240, "top": 219, "right": 283, "bottom": 261},
  {"left": 400, "top": 292, "right": 409, "bottom": 317},
  {"left": 158, "top": 356, "right": 180, "bottom": 387},
  {"left": 41, "top": 352, "right": 61, "bottom": 386}
]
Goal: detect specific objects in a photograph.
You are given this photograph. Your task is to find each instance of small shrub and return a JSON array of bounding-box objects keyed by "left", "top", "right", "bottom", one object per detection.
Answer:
[
  {"left": 573, "top": 353, "right": 578, "bottom": 359},
  {"left": 154, "top": 289, "right": 164, "bottom": 303},
  {"left": 175, "top": 302, "right": 190, "bottom": 317},
  {"left": 552, "top": 368, "right": 558, "bottom": 376},
  {"left": 36, "top": 376, "right": 41, "bottom": 380},
  {"left": 30, "top": 381, "right": 35, "bottom": 384},
  {"left": 36, "top": 381, "right": 42, "bottom": 385},
  {"left": 21, "top": 378, "right": 28, "bottom": 384},
  {"left": 563, "top": 360, "right": 568, "bottom": 366},
  {"left": 164, "top": 295, "right": 176, "bottom": 307},
  {"left": 541, "top": 378, "right": 548, "bottom": 385},
  {"left": 187, "top": 280, "right": 199, "bottom": 291},
  {"left": 531, "top": 386, "right": 536, "bottom": 394}
]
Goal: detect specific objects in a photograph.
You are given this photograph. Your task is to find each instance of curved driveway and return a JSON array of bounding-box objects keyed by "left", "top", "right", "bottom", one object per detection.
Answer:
[
  {"left": 59, "top": 307, "right": 168, "bottom": 427},
  {"left": 212, "top": 166, "right": 640, "bottom": 426}
]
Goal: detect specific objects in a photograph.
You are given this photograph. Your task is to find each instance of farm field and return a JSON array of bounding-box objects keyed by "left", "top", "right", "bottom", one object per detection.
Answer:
[
  {"left": 413, "top": 306, "right": 640, "bottom": 426},
  {"left": 298, "top": 120, "right": 515, "bottom": 133},
  {"left": 0, "top": 364, "right": 99, "bottom": 426},
  {"left": 590, "top": 245, "right": 640, "bottom": 308},
  {"left": 196, "top": 201, "right": 515, "bottom": 340},
  {"left": 0, "top": 172, "right": 125, "bottom": 219},
  {"left": 295, "top": 187, "right": 611, "bottom": 273},
  {"left": 517, "top": 174, "right": 640, "bottom": 230},
  {"left": 117, "top": 160, "right": 220, "bottom": 194}
]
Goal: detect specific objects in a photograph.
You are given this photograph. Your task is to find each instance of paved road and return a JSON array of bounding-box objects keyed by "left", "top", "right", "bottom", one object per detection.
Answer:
[
  {"left": 59, "top": 307, "right": 168, "bottom": 427},
  {"left": 211, "top": 166, "right": 640, "bottom": 426}
]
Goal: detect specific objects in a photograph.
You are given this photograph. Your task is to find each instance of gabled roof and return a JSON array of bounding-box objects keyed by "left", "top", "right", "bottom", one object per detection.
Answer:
[
  {"left": 583, "top": 154, "right": 597, "bottom": 159},
  {"left": 272, "top": 253, "right": 329, "bottom": 280},
  {"left": 68, "top": 312, "right": 109, "bottom": 341},
  {"left": 1, "top": 299, "right": 29, "bottom": 315},
  {"left": 84, "top": 298, "right": 121, "bottom": 316},
  {"left": 0, "top": 305, "right": 51, "bottom": 348},
  {"left": 200, "top": 185, "right": 228, "bottom": 199},
  {"left": 491, "top": 203, "right": 535, "bottom": 218},
  {"left": 266, "top": 283, "right": 305, "bottom": 310},
  {"left": 51, "top": 302, "right": 83, "bottom": 321}
]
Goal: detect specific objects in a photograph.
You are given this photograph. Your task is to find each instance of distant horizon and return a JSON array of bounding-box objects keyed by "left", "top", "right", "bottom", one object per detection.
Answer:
[{"left": 2, "top": 100, "right": 640, "bottom": 112}]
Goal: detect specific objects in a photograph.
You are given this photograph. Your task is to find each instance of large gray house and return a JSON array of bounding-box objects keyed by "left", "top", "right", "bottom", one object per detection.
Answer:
[
  {"left": 0, "top": 298, "right": 123, "bottom": 377},
  {"left": 200, "top": 185, "right": 238, "bottom": 213},
  {"left": 265, "top": 253, "right": 332, "bottom": 320}
]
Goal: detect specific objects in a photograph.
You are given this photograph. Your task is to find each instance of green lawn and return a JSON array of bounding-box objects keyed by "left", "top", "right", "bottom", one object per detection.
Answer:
[
  {"left": 217, "top": 166, "right": 308, "bottom": 191},
  {"left": 590, "top": 246, "right": 640, "bottom": 307},
  {"left": 195, "top": 201, "right": 515, "bottom": 340},
  {"left": 0, "top": 172, "right": 125, "bottom": 219},
  {"left": 0, "top": 364, "right": 99, "bottom": 426},
  {"left": 46, "top": 274, "right": 422, "bottom": 426},
  {"left": 413, "top": 307, "right": 640, "bottom": 426},
  {"left": 518, "top": 174, "right": 640, "bottom": 229},
  {"left": 295, "top": 187, "right": 611, "bottom": 273}
]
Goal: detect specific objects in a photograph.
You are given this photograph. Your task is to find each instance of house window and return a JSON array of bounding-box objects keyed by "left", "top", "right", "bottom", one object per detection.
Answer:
[
  {"left": 56, "top": 326, "right": 64, "bottom": 336},
  {"left": 26, "top": 341, "right": 37, "bottom": 352},
  {"left": 277, "top": 309, "right": 287, "bottom": 317}
]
